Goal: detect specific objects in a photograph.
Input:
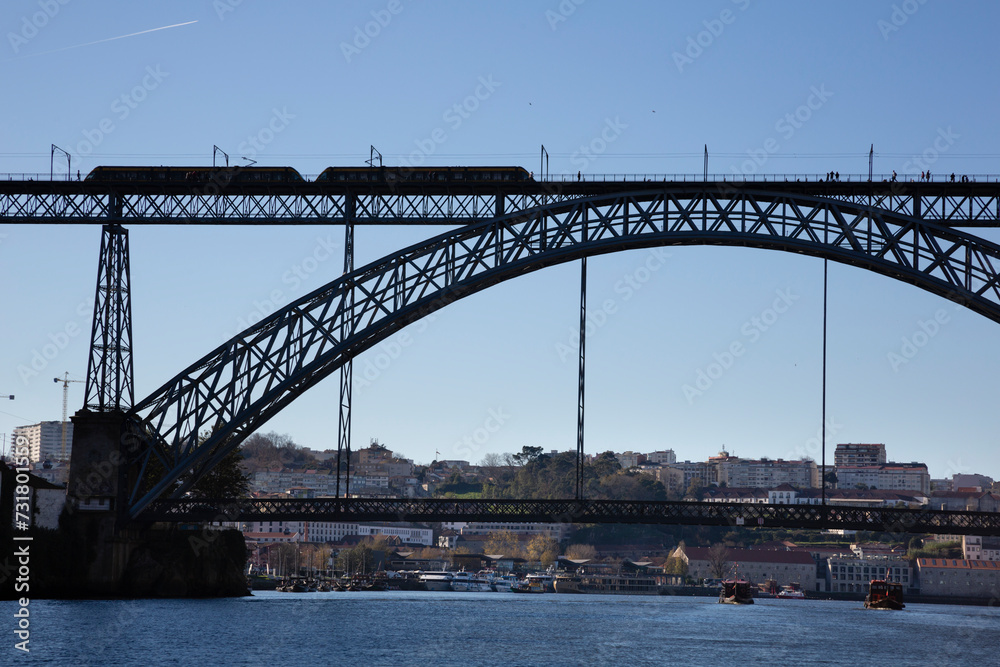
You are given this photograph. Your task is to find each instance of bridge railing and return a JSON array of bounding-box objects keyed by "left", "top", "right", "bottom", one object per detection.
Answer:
[
  {"left": 3, "top": 172, "right": 999, "bottom": 184},
  {"left": 540, "top": 172, "right": 1000, "bottom": 184}
]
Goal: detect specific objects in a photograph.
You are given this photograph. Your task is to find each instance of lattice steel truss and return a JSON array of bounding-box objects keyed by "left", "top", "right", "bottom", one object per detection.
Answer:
[
  {"left": 1, "top": 180, "right": 998, "bottom": 225},
  {"left": 141, "top": 497, "right": 1000, "bottom": 537},
  {"left": 84, "top": 224, "right": 134, "bottom": 411},
  {"left": 121, "top": 187, "right": 1000, "bottom": 518}
]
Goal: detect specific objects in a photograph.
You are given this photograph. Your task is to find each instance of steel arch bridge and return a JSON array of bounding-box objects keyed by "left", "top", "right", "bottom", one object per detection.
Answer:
[{"left": 121, "top": 184, "right": 1000, "bottom": 519}]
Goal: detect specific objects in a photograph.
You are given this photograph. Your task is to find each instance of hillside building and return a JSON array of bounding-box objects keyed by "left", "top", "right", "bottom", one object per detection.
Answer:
[{"left": 13, "top": 421, "right": 73, "bottom": 463}]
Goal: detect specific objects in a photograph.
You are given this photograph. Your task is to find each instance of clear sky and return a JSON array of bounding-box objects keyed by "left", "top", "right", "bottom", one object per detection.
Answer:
[{"left": 2, "top": 1, "right": 999, "bottom": 480}]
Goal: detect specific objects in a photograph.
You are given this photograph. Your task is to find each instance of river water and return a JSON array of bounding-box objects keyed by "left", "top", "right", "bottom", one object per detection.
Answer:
[{"left": 4, "top": 591, "right": 999, "bottom": 665}]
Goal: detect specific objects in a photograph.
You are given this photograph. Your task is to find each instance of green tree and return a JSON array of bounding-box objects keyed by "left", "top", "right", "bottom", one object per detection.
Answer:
[
  {"left": 187, "top": 443, "right": 251, "bottom": 499},
  {"left": 685, "top": 477, "right": 705, "bottom": 500},
  {"left": 512, "top": 445, "right": 544, "bottom": 466},
  {"left": 662, "top": 556, "right": 688, "bottom": 576}
]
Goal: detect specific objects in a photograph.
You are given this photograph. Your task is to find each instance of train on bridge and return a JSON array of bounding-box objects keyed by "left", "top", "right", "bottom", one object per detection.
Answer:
[{"left": 84, "top": 164, "right": 533, "bottom": 184}]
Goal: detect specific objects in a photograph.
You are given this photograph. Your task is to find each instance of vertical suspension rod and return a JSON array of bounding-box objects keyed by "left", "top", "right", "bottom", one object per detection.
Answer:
[
  {"left": 576, "top": 256, "right": 587, "bottom": 500},
  {"left": 821, "top": 259, "right": 828, "bottom": 508}
]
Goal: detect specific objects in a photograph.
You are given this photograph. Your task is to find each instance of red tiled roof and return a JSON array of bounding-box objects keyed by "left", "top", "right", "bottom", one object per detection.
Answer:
[{"left": 917, "top": 558, "right": 1000, "bottom": 570}]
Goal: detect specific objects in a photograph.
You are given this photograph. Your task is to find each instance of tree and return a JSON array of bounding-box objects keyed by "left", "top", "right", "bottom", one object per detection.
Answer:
[
  {"left": 512, "top": 445, "right": 544, "bottom": 466},
  {"left": 483, "top": 530, "right": 524, "bottom": 558},
  {"left": 187, "top": 444, "right": 251, "bottom": 499},
  {"left": 707, "top": 543, "right": 731, "bottom": 579},
  {"left": 525, "top": 535, "right": 560, "bottom": 564},
  {"left": 564, "top": 544, "right": 597, "bottom": 560},
  {"left": 662, "top": 556, "right": 688, "bottom": 576}
]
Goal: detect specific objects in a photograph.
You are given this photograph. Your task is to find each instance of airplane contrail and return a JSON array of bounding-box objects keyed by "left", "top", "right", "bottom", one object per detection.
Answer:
[{"left": 9, "top": 20, "right": 198, "bottom": 61}]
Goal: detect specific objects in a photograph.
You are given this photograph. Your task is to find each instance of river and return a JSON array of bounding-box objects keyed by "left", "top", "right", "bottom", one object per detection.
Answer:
[{"left": 4, "top": 591, "right": 999, "bottom": 665}]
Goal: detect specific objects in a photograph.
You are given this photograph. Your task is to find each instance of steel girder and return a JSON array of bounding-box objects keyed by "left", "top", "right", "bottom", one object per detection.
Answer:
[
  {"left": 2, "top": 180, "right": 999, "bottom": 225},
  {"left": 122, "top": 187, "right": 1000, "bottom": 518},
  {"left": 84, "top": 224, "right": 134, "bottom": 411},
  {"left": 142, "top": 497, "right": 1000, "bottom": 536}
]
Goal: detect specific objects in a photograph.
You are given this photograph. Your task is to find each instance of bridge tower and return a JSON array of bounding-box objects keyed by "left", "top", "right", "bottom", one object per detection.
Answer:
[{"left": 67, "top": 222, "right": 134, "bottom": 517}]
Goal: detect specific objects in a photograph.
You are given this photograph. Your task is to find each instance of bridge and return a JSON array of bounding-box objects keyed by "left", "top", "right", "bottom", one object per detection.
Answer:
[
  {"left": 6, "top": 171, "right": 1000, "bottom": 536},
  {"left": 146, "top": 497, "right": 1000, "bottom": 537}
]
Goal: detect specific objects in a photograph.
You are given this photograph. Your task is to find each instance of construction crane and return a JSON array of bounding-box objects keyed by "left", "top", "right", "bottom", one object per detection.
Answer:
[{"left": 53, "top": 373, "right": 84, "bottom": 460}]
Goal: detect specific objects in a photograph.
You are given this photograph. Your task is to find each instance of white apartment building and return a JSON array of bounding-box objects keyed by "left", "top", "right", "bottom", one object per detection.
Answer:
[
  {"left": 834, "top": 443, "right": 887, "bottom": 467},
  {"left": 646, "top": 450, "right": 677, "bottom": 465},
  {"left": 836, "top": 463, "right": 930, "bottom": 495},
  {"left": 615, "top": 451, "right": 642, "bottom": 469},
  {"left": 719, "top": 458, "right": 818, "bottom": 489},
  {"left": 441, "top": 521, "right": 571, "bottom": 542},
  {"left": 243, "top": 520, "right": 433, "bottom": 546},
  {"left": 13, "top": 421, "right": 73, "bottom": 462},
  {"left": 827, "top": 555, "right": 912, "bottom": 594}
]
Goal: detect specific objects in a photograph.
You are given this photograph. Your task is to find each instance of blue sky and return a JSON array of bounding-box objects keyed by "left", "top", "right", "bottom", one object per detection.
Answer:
[{"left": 2, "top": 1, "right": 999, "bottom": 480}]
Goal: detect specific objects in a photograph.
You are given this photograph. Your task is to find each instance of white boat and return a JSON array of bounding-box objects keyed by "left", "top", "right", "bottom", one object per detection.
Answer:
[
  {"left": 418, "top": 571, "right": 453, "bottom": 592},
  {"left": 775, "top": 585, "right": 806, "bottom": 599},
  {"left": 450, "top": 571, "right": 493, "bottom": 592},
  {"left": 489, "top": 573, "right": 520, "bottom": 592}
]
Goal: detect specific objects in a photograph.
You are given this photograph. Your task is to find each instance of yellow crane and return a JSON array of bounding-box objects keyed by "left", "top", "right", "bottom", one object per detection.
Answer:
[{"left": 53, "top": 373, "right": 84, "bottom": 460}]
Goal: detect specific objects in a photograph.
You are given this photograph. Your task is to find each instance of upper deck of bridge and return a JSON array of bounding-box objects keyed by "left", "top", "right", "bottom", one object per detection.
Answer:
[
  {"left": 3, "top": 171, "right": 998, "bottom": 195},
  {"left": 3, "top": 172, "right": 999, "bottom": 226}
]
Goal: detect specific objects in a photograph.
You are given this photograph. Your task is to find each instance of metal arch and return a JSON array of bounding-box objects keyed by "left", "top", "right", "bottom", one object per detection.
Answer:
[{"left": 122, "top": 187, "right": 1000, "bottom": 518}]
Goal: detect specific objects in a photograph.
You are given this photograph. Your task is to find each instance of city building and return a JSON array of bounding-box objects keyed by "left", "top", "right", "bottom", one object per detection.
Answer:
[
  {"left": 699, "top": 486, "right": 924, "bottom": 508},
  {"left": 930, "top": 490, "right": 1000, "bottom": 512},
  {"left": 836, "top": 463, "right": 930, "bottom": 495},
  {"left": 12, "top": 421, "right": 73, "bottom": 463},
  {"left": 664, "top": 460, "right": 719, "bottom": 489},
  {"left": 615, "top": 451, "right": 643, "bottom": 469},
  {"left": 834, "top": 443, "right": 887, "bottom": 468},
  {"left": 917, "top": 558, "right": 1000, "bottom": 599},
  {"left": 963, "top": 536, "right": 1000, "bottom": 561},
  {"left": 826, "top": 554, "right": 912, "bottom": 594},
  {"left": 672, "top": 545, "right": 818, "bottom": 590},
  {"left": 719, "top": 457, "right": 819, "bottom": 489},
  {"left": 441, "top": 521, "right": 571, "bottom": 542},
  {"left": 952, "top": 473, "right": 994, "bottom": 492},
  {"left": 242, "top": 520, "right": 433, "bottom": 546},
  {"left": 646, "top": 450, "right": 676, "bottom": 465}
]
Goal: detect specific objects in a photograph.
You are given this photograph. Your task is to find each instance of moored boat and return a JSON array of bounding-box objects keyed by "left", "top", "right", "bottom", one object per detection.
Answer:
[
  {"left": 553, "top": 574, "right": 584, "bottom": 594},
  {"left": 510, "top": 579, "right": 545, "bottom": 593},
  {"left": 719, "top": 579, "right": 754, "bottom": 604},
  {"left": 775, "top": 584, "right": 806, "bottom": 599},
  {"left": 864, "top": 579, "right": 905, "bottom": 610},
  {"left": 450, "top": 571, "right": 493, "bottom": 592},
  {"left": 418, "top": 571, "right": 454, "bottom": 592}
]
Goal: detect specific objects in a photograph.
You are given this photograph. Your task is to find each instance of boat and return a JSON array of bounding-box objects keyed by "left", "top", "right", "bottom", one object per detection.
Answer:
[
  {"left": 524, "top": 573, "right": 554, "bottom": 593},
  {"left": 450, "top": 571, "right": 493, "bottom": 592},
  {"left": 418, "top": 571, "right": 454, "bottom": 592},
  {"left": 553, "top": 574, "right": 584, "bottom": 594},
  {"left": 510, "top": 579, "right": 545, "bottom": 593},
  {"left": 775, "top": 584, "right": 806, "bottom": 599},
  {"left": 864, "top": 579, "right": 905, "bottom": 610},
  {"left": 719, "top": 579, "right": 754, "bottom": 604},
  {"left": 488, "top": 572, "right": 519, "bottom": 592}
]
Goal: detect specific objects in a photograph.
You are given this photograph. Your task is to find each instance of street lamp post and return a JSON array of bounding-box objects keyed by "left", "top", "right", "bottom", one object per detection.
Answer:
[{"left": 1, "top": 394, "right": 13, "bottom": 460}]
